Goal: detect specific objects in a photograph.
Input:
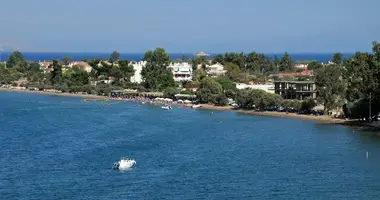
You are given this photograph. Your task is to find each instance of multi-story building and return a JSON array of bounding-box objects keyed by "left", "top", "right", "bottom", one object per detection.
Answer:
[
  {"left": 274, "top": 80, "right": 316, "bottom": 100},
  {"left": 273, "top": 69, "right": 316, "bottom": 100},
  {"left": 168, "top": 62, "right": 193, "bottom": 82}
]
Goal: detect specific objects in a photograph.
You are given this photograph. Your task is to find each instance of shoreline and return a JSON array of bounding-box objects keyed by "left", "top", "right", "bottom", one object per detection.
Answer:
[
  {"left": 198, "top": 104, "right": 345, "bottom": 124},
  {"left": 1, "top": 88, "right": 379, "bottom": 131},
  {"left": 0, "top": 88, "right": 108, "bottom": 99}
]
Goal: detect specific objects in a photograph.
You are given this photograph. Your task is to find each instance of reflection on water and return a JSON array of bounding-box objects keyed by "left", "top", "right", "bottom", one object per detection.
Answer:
[{"left": 1, "top": 91, "right": 380, "bottom": 199}]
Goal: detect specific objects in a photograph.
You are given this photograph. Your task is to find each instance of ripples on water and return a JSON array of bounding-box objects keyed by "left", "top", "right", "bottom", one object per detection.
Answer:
[{"left": 1, "top": 91, "right": 380, "bottom": 199}]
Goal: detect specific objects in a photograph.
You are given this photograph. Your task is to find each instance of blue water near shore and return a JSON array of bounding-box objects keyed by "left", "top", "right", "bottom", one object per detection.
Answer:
[
  {"left": 1, "top": 91, "right": 380, "bottom": 199},
  {"left": 0, "top": 52, "right": 354, "bottom": 63}
]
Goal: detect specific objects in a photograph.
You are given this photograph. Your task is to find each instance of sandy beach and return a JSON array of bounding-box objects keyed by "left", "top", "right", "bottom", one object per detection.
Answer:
[
  {"left": 198, "top": 104, "right": 346, "bottom": 124},
  {"left": 0, "top": 87, "right": 367, "bottom": 126},
  {"left": 0, "top": 88, "right": 109, "bottom": 100}
]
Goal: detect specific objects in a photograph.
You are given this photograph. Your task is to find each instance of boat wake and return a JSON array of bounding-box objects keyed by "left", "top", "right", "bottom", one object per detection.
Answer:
[{"left": 112, "top": 158, "right": 136, "bottom": 170}]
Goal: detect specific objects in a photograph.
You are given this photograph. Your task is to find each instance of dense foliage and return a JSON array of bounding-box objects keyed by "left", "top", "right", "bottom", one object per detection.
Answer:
[
  {"left": 141, "top": 48, "right": 175, "bottom": 90},
  {"left": 2, "top": 41, "right": 380, "bottom": 120}
]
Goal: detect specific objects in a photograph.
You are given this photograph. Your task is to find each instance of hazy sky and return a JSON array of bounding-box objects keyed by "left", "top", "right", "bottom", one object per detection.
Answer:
[{"left": 0, "top": 0, "right": 379, "bottom": 53}]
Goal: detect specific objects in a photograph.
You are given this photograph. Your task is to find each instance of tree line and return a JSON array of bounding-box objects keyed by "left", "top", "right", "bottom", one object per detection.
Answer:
[{"left": 1, "top": 41, "right": 380, "bottom": 120}]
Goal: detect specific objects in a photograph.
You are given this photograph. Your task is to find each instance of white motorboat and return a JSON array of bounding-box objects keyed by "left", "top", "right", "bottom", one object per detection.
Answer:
[
  {"left": 161, "top": 105, "right": 172, "bottom": 110},
  {"left": 191, "top": 105, "right": 202, "bottom": 109},
  {"left": 112, "top": 158, "right": 136, "bottom": 170}
]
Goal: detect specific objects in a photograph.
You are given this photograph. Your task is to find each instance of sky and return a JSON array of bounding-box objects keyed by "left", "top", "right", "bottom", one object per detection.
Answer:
[{"left": 0, "top": 0, "right": 379, "bottom": 53}]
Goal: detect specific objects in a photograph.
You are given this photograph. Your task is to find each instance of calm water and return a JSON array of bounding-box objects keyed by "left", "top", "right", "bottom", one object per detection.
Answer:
[{"left": 1, "top": 92, "right": 380, "bottom": 199}]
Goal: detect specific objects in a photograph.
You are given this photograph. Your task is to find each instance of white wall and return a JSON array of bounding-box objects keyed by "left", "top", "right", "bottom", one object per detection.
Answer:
[
  {"left": 168, "top": 62, "right": 193, "bottom": 82},
  {"left": 236, "top": 83, "right": 275, "bottom": 93},
  {"left": 130, "top": 61, "right": 146, "bottom": 83}
]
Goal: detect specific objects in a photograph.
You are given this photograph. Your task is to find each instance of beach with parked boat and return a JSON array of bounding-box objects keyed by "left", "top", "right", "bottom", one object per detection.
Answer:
[{"left": 0, "top": 87, "right": 351, "bottom": 124}]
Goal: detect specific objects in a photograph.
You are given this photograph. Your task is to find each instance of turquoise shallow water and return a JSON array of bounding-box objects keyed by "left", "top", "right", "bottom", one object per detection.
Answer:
[{"left": 1, "top": 91, "right": 380, "bottom": 199}]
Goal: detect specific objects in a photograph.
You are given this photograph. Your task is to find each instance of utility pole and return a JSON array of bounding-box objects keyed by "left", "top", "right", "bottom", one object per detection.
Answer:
[{"left": 369, "top": 92, "right": 372, "bottom": 122}]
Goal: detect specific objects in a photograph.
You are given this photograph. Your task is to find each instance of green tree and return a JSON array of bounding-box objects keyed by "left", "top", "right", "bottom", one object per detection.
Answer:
[
  {"left": 235, "top": 89, "right": 282, "bottom": 109},
  {"left": 224, "top": 62, "right": 242, "bottom": 82},
  {"left": 26, "top": 63, "right": 44, "bottom": 83},
  {"left": 141, "top": 48, "right": 175, "bottom": 90},
  {"left": 343, "top": 44, "right": 380, "bottom": 119},
  {"left": 215, "top": 76, "right": 236, "bottom": 91},
  {"left": 6, "top": 51, "right": 28, "bottom": 73},
  {"left": 28, "top": 62, "right": 42, "bottom": 72},
  {"left": 62, "top": 56, "right": 72, "bottom": 66},
  {"left": 66, "top": 66, "right": 90, "bottom": 86},
  {"left": 51, "top": 60, "right": 63, "bottom": 85},
  {"left": 163, "top": 87, "right": 179, "bottom": 99},
  {"left": 191, "top": 56, "right": 207, "bottom": 71},
  {"left": 279, "top": 52, "right": 294, "bottom": 72},
  {"left": 213, "top": 54, "right": 224, "bottom": 64},
  {"left": 0, "top": 68, "right": 18, "bottom": 84},
  {"left": 307, "top": 61, "right": 323, "bottom": 71},
  {"left": 246, "top": 52, "right": 261, "bottom": 73},
  {"left": 118, "top": 60, "right": 135, "bottom": 82},
  {"left": 301, "top": 97, "right": 317, "bottom": 111},
  {"left": 315, "top": 64, "right": 347, "bottom": 114},
  {"left": 6, "top": 51, "right": 26, "bottom": 68},
  {"left": 332, "top": 52, "right": 343, "bottom": 65},
  {"left": 109, "top": 51, "right": 120, "bottom": 63},
  {"left": 345, "top": 52, "right": 378, "bottom": 103},
  {"left": 273, "top": 55, "right": 280, "bottom": 71},
  {"left": 215, "top": 94, "right": 229, "bottom": 106},
  {"left": 245, "top": 52, "right": 272, "bottom": 75},
  {"left": 196, "top": 77, "right": 223, "bottom": 104},
  {"left": 193, "top": 69, "right": 207, "bottom": 82}
]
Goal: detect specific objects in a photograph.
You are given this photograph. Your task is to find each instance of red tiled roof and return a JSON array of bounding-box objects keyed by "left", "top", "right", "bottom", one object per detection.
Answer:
[
  {"left": 39, "top": 61, "right": 52, "bottom": 68},
  {"left": 72, "top": 61, "right": 90, "bottom": 67},
  {"left": 275, "top": 70, "right": 313, "bottom": 78}
]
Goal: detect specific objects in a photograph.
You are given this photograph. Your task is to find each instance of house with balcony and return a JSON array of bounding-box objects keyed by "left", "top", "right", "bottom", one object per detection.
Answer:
[
  {"left": 273, "top": 70, "right": 316, "bottom": 100},
  {"left": 168, "top": 62, "right": 193, "bottom": 82},
  {"left": 274, "top": 80, "right": 316, "bottom": 100}
]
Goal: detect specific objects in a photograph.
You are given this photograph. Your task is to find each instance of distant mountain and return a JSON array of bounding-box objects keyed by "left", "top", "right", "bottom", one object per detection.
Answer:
[{"left": 0, "top": 44, "right": 18, "bottom": 52}]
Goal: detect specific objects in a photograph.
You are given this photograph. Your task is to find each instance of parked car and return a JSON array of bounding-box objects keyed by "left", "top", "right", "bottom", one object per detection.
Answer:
[{"left": 372, "top": 114, "right": 380, "bottom": 121}]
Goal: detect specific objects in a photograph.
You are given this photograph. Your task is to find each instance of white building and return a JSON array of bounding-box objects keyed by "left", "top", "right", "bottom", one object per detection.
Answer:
[
  {"left": 236, "top": 83, "right": 275, "bottom": 94},
  {"left": 206, "top": 63, "right": 226, "bottom": 77},
  {"left": 69, "top": 61, "right": 92, "bottom": 73},
  {"left": 168, "top": 62, "right": 193, "bottom": 82},
  {"left": 130, "top": 61, "right": 146, "bottom": 83},
  {"left": 294, "top": 63, "right": 308, "bottom": 69}
]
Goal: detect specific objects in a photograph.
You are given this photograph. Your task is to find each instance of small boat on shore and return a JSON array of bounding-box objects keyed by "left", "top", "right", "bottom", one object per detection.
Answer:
[
  {"left": 112, "top": 158, "right": 136, "bottom": 170},
  {"left": 192, "top": 105, "right": 202, "bottom": 109},
  {"left": 161, "top": 105, "right": 172, "bottom": 110}
]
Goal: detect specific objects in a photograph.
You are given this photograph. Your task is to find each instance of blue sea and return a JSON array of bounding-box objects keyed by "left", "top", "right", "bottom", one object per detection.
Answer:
[
  {"left": 1, "top": 91, "right": 380, "bottom": 199},
  {"left": 0, "top": 52, "right": 354, "bottom": 63}
]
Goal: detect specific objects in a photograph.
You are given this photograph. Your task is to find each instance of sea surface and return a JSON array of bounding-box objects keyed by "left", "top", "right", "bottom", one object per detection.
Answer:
[
  {"left": 0, "top": 52, "right": 354, "bottom": 63},
  {"left": 1, "top": 92, "right": 380, "bottom": 199}
]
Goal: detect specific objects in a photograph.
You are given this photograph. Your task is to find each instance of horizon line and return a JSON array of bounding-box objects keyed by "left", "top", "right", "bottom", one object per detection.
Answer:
[{"left": 0, "top": 51, "right": 358, "bottom": 55}]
